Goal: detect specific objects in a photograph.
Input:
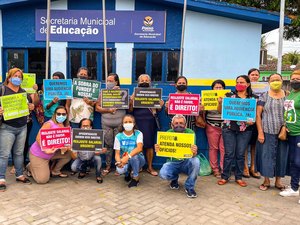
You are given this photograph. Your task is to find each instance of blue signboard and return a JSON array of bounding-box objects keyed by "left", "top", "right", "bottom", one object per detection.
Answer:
[
  {"left": 43, "top": 79, "right": 73, "bottom": 100},
  {"left": 35, "top": 10, "right": 166, "bottom": 43},
  {"left": 221, "top": 98, "right": 257, "bottom": 122}
]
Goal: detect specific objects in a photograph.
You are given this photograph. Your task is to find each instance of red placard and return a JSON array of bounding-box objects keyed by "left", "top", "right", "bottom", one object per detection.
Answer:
[
  {"left": 40, "top": 127, "right": 72, "bottom": 150},
  {"left": 168, "top": 94, "right": 200, "bottom": 116}
]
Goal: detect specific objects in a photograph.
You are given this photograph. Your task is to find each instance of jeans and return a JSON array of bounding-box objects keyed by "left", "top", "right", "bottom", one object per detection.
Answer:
[
  {"left": 71, "top": 155, "right": 102, "bottom": 177},
  {"left": 288, "top": 135, "right": 300, "bottom": 191},
  {"left": 159, "top": 157, "right": 200, "bottom": 190},
  {"left": 116, "top": 154, "right": 145, "bottom": 178},
  {"left": 0, "top": 124, "right": 27, "bottom": 179},
  {"left": 222, "top": 129, "right": 252, "bottom": 180}
]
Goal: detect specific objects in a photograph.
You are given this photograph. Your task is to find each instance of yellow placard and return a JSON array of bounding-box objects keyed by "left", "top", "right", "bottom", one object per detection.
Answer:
[
  {"left": 156, "top": 132, "right": 195, "bottom": 158},
  {"left": 21, "top": 73, "right": 36, "bottom": 93},
  {"left": 201, "top": 89, "right": 230, "bottom": 110}
]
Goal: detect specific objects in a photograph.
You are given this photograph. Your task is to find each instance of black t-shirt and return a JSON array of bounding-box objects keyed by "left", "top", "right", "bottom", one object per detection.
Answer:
[{"left": 0, "top": 85, "right": 31, "bottom": 128}]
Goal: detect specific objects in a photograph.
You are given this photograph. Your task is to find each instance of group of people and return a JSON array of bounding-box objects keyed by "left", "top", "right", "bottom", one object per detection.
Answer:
[{"left": 0, "top": 67, "right": 299, "bottom": 201}]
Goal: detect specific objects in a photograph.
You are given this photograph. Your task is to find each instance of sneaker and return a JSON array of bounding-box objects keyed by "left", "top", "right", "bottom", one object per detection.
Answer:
[
  {"left": 169, "top": 180, "right": 179, "bottom": 190},
  {"left": 128, "top": 178, "right": 139, "bottom": 188},
  {"left": 124, "top": 173, "right": 131, "bottom": 182},
  {"left": 279, "top": 187, "right": 299, "bottom": 197},
  {"left": 185, "top": 188, "right": 197, "bottom": 198}
]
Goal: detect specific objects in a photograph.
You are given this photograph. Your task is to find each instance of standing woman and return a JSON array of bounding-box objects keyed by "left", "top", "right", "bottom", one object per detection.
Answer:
[
  {"left": 95, "top": 73, "right": 126, "bottom": 176},
  {"left": 256, "top": 73, "right": 288, "bottom": 191},
  {"left": 217, "top": 75, "right": 257, "bottom": 187},
  {"left": 280, "top": 70, "right": 300, "bottom": 199},
  {"left": 0, "top": 68, "right": 35, "bottom": 191},
  {"left": 129, "top": 74, "right": 164, "bottom": 176}
]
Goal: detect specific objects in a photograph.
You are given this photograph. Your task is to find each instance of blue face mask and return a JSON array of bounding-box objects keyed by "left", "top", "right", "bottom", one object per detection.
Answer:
[
  {"left": 10, "top": 77, "right": 22, "bottom": 86},
  {"left": 56, "top": 115, "right": 67, "bottom": 123}
]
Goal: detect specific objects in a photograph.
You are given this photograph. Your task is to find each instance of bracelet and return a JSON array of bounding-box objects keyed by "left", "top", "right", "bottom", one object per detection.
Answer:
[{"left": 128, "top": 154, "right": 132, "bottom": 159}]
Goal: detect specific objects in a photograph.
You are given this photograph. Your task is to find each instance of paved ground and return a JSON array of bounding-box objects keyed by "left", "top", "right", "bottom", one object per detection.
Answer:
[{"left": 0, "top": 166, "right": 299, "bottom": 225}]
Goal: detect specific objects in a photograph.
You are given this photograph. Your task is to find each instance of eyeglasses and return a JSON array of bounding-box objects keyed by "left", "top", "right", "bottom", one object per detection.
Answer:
[{"left": 56, "top": 113, "right": 67, "bottom": 116}]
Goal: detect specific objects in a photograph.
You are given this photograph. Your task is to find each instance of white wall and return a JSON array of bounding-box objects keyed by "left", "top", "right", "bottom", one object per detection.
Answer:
[
  {"left": 115, "top": 0, "right": 135, "bottom": 84},
  {"left": 49, "top": 0, "right": 68, "bottom": 78},
  {"left": 183, "top": 11, "right": 262, "bottom": 85},
  {"left": 0, "top": 9, "right": 3, "bottom": 82}
]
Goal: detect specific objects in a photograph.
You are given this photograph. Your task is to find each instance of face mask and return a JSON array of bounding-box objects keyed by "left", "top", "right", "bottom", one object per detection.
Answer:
[
  {"left": 138, "top": 82, "right": 150, "bottom": 88},
  {"left": 123, "top": 123, "right": 134, "bottom": 131},
  {"left": 106, "top": 82, "right": 116, "bottom": 90},
  {"left": 269, "top": 81, "right": 282, "bottom": 91},
  {"left": 78, "top": 76, "right": 88, "bottom": 80},
  {"left": 10, "top": 77, "right": 22, "bottom": 86},
  {"left": 56, "top": 115, "right": 67, "bottom": 123},
  {"left": 235, "top": 84, "right": 247, "bottom": 92},
  {"left": 173, "top": 125, "right": 185, "bottom": 133},
  {"left": 291, "top": 81, "right": 300, "bottom": 90},
  {"left": 176, "top": 85, "right": 187, "bottom": 92}
]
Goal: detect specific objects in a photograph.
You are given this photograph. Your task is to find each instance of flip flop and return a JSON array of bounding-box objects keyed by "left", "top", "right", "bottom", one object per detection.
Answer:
[
  {"left": 101, "top": 168, "right": 111, "bottom": 176},
  {"left": 146, "top": 169, "right": 158, "bottom": 176},
  {"left": 96, "top": 177, "right": 103, "bottom": 183},
  {"left": 52, "top": 173, "right": 68, "bottom": 178},
  {"left": 275, "top": 184, "right": 287, "bottom": 191},
  {"left": 259, "top": 184, "right": 270, "bottom": 191}
]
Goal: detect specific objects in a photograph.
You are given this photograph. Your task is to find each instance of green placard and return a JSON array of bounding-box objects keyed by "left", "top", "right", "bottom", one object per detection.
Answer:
[
  {"left": 73, "top": 78, "right": 101, "bottom": 100},
  {"left": 21, "top": 73, "right": 36, "bottom": 93},
  {"left": 1, "top": 93, "right": 29, "bottom": 120}
]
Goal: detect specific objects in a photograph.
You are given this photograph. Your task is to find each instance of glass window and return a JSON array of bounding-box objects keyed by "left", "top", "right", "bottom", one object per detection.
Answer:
[
  {"left": 28, "top": 48, "right": 46, "bottom": 85},
  {"left": 102, "top": 50, "right": 114, "bottom": 81},
  {"left": 86, "top": 51, "right": 97, "bottom": 80},
  {"left": 151, "top": 52, "right": 162, "bottom": 81},
  {"left": 135, "top": 51, "right": 147, "bottom": 81},
  {"left": 70, "top": 50, "right": 82, "bottom": 79},
  {"left": 167, "top": 51, "right": 179, "bottom": 81},
  {"left": 7, "top": 50, "right": 25, "bottom": 71}
]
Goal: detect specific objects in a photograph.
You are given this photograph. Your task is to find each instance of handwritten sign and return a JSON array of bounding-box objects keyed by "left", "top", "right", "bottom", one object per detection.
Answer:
[
  {"left": 133, "top": 88, "right": 162, "bottom": 108},
  {"left": 43, "top": 79, "right": 73, "bottom": 100},
  {"left": 40, "top": 127, "right": 71, "bottom": 150},
  {"left": 73, "top": 79, "right": 101, "bottom": 101},
  {"left": 101, "top": 89, "right": 129, "bottom": 109},
  {"left": 251, "top": 82, "right": 269, "bottom": 96},
  {"left": 201, "top": 90, "right": 230, "bottom": 111},
  {"left": 222, "top": 98, "right": 257, "bottom": 122},
  {"left": 1, "top": 93, "right": 29, "bottom": 120},
  {"left": 168, "top": 93, "right": 200, "bottom": 115},
  {"left": 72, "top": 129, "right": 103, "bottom": 151},
  {"left": 21, "top": 73, "right": 36, "bottom": 93},
  {"left": 156, "top": 132, "right": 194, "bottom": 158}
]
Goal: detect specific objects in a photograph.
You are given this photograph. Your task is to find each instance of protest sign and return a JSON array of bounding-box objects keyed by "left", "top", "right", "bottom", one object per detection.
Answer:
[
  {"left": 43, "top": 79, "right": 73, "bottom": 100},
  {"left": 201, "top": 90, "right": 230, "bottom": 111},
  {"left": 1, "top": 93, "right": 29, "bottom": 120},
  {"left": 222, "top": 98, "right": 257, "bottom": 122},
  {"left": 168, "top": 94, "right": 200, "bottom": 115},
  {"left": 133, "top": 88, "right": 162, "bottom": 108},
  {"left": 21, "top": 73, "right": 36, "bottom": 93},
  {"left": 251, "top": 82, "right": 269, "bottom": 96},
  {"left": 101, "top": 89, "right": 129, "bottom": 109},
  {"left": 40, "top": 127, "right": 71, "bottom": 150},
  {"left": 73, "top": 79, "right": 101, "bottom": 101},
  {"left": 156, "top": 132, "right": 195, "bottom": 158},
  {"left": 72, "top": 129, "right": 104, "bottom": 151}
]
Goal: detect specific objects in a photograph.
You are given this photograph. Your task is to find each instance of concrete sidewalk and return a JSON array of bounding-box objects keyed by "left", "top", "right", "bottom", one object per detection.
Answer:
[{"left": 0, "top": 167, "right": 299, "bottom": 225}]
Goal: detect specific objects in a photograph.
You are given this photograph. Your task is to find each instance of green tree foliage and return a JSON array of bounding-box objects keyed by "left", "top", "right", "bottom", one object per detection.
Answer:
[{"left": 219, "top": 0, "right": 300, "bottom": 40}]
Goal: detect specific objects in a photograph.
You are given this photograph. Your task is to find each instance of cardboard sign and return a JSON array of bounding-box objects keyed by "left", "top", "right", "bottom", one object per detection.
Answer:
[
  {"left": 43, "top": 79, "right": 73, "bottom": 100},
  {"left": 101, "top": 89, "right": 129, "bottom": 109},
  {"left": 133, "top": 88, "right": 162, "bottom": 108},
  {"left": 201, "top": 90, "right": 230, "bottom": 111},
  {"left": 156, "top": 132, "right": 194, "bottom": 158},
  {"left": 21, "top": 73, "right": 36, "bottom": 93},
  {"left": 222, "top": 98, "right": 257, "bottom": 122},
  {"left": 72, "top": 129, "right": 104, "bottom": 151},
  {"left": 1, "top": 93, "right": 29, "bottom": 120},
  {"left": 40, "top": 127, "right": 72, "bottom": 150},
  {"left": 168, "top": 93, "right": 200, "bottom": 115},
  {"left": 251, "top": 82, "right": 269, "bottom": 96},
  {"left": 73, "top": 79, "right": 101, "bottom": 101}
]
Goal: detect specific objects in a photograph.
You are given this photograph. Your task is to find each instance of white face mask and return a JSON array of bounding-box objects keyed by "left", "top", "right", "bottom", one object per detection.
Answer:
[{"left": 123, "top": 123, "right": 134, "bottom": 131}]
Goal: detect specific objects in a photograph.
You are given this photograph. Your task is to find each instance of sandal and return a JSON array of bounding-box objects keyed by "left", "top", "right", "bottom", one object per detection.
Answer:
[
  {"left": 16, "top": 176, "right": 31, "bottom": 184},
  {"left": 52, "top": 173, "right": 68, "bottom": 178},
  {"left": 259, "top": 183, "right": 270, "bottom": 191},
  {"left": 96, "top": 177, "right": 103, "bottom": 184},
  {"left": 213, "top": 171, "right": 221, "bottom": 178},
  {"left": 146, "top": 168, "right": 158, "bottom": 176},
  {"left": 217, "top": 179, "right": 228, "bottom": 185},
  {"left": 101, "top": 168, "right": 111, "bottom": 176},
  {"left": 78, "top": 173, "right": 86, "bottom": 179},
  {"left": 0, "top": 182, "right": 6, "bottom": 192},
  {"left": 236, "top": 180, "right": 247, "bottom": 187},
  {"left": 275, "top": 184, "right": 287, "bottom": 191},
  {"left": 250, "top": 170, "right": 261, "bottom": 179}
]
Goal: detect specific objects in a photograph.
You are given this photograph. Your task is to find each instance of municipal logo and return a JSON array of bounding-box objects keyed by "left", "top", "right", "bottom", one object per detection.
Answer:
[{"left": 143, "top": 16, "right": 154, "bottom": 27}]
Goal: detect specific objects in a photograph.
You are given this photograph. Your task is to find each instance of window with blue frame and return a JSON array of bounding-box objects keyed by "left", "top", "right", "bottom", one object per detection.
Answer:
[
  {"left": 133, "top": 50, "right": 180, "bottom": 82},
  {"left": 69, "top": 49, "right": 116, "bottom": 81}
]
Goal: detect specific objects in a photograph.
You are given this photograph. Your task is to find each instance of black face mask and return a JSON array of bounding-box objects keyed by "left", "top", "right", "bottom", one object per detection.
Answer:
[
  {"left": 176, "top": 85, "right": 187, "bottom": 92},
  {"left": 78, "top": 76, "right": 88, "bottom": 80},
  {"left": 291, "top": 81, "right": 300, "bottom": 90},
  {"left": 138, "top": 82, "right": 150, "bottom": 88}
]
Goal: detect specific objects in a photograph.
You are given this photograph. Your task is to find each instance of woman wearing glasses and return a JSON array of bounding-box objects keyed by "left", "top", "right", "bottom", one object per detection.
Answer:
[{"left": 26, "top": 106, "right": 72, "bottom": 184}]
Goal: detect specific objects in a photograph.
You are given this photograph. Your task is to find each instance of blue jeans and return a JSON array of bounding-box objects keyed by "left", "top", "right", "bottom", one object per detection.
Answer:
[
  {"left": 288, "top": 135, "right": 300, "bottom": 191},
  {"left": 71, "top": 155, "right": 102, "bottom": 177},
  {"left": 222, "top": 129, "right": 252, "bottom": 180},
  {"left": 0, "top": 124, "right": 27, "bottom": 179},
  {"left": 116, "top": 154, "right": 145, "bottom": 178},
  {"left": 159, "top": 157, "right": 200, "bottom": 190}
]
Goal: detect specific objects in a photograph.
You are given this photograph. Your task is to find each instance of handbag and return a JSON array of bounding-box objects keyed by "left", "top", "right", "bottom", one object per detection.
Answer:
[
  {"left": 278, "top": 124, "right": 287, "bottom": 141},
  {"left": 197, "top": 153, "right": 212, "bottom": 176}
]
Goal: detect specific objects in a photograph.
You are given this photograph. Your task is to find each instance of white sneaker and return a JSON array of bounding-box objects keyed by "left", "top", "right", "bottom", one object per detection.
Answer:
[{"left": 279, "top": 187, "right": 299, "bottom": 197}]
